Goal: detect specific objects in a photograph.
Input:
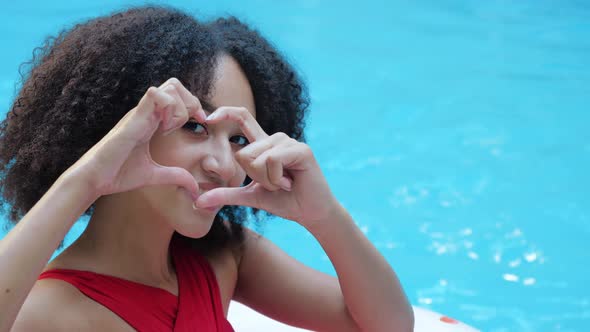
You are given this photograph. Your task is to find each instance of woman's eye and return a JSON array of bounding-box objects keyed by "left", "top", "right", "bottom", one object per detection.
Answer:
[
  {"left": 183, "top": 121, "right": 208, "bottom": 136},
  {"left": 230, "top": 135, "right": 249, "bottom": 147}
]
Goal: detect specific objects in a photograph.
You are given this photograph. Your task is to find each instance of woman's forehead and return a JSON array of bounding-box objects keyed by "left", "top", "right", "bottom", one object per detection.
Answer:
[{"left": 207, "top": 55, "right": 256, "bottom": 118}]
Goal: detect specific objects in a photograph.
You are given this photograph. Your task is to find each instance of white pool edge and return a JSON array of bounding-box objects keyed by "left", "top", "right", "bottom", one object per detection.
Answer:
[{"left": 228, "top": 301, "right": 480, "bottom": 332}]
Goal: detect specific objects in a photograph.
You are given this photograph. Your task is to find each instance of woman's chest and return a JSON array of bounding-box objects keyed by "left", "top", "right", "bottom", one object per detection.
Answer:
[{"left": 54, "top": 245, "right": 240, "bottom": 330}]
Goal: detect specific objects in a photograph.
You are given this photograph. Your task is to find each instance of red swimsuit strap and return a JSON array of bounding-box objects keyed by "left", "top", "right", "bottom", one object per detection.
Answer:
[
  {"left": 38, "top": 239, "right": 234, "bottom": 331},
  {"left": 38, "top": 268, "right": 178, "bottom": 331}
]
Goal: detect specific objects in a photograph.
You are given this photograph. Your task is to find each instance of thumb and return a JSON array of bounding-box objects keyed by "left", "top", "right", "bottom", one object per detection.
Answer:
[
  {"left": 196, "top": 183, "right": 262, "bottom": 208},
  {"left": 150, "top": 165, "right": 199, "bottom": 198}
]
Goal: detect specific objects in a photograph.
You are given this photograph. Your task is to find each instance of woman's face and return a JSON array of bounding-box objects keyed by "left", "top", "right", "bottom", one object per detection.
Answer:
[{"left": 144, "top": 55, "right": 256, "bottom": 238}]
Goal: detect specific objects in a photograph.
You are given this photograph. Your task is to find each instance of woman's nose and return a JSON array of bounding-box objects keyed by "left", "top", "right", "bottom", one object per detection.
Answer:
[{"left": 200, "top": 139, "right": 237, "bottom": 183}]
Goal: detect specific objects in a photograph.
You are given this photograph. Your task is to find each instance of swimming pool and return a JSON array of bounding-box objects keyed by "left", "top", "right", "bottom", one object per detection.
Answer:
[{"left": 1, "top": 1, "right": 589, "bottom": 331}]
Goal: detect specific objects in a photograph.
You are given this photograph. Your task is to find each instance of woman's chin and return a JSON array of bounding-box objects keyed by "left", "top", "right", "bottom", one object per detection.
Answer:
[
  {"left": 174, "top": 218, "right": 214, "bottom": 239},
  {"left": 169, "top": 187, "right": 222, "bottom": 238}
]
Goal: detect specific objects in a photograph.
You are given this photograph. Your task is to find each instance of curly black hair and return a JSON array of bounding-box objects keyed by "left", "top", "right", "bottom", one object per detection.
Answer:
[{"left": 0, "top": 6, "right": 309, "bottom": 253}]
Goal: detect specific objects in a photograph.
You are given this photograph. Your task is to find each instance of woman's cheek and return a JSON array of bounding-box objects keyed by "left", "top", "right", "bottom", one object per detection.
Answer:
[{"left": 231, "top": 166, "right": 247, "bottom": 187}]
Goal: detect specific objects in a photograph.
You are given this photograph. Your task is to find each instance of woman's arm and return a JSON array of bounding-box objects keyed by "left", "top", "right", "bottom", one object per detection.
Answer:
[
  {"left": 0, "top": 172, "right": 97, "bottom": 331},
  {"left": 196, "top": 107, "right": 414, "bottom": 331},
  {"left": 0, "top": 79, "right": 207, "bottom": 331},
  {"left": 233, "top": 209, "right": 413, "bottom": 332},
  {"left": 307, "top": 203, "right": 413, "bottom": 331}
]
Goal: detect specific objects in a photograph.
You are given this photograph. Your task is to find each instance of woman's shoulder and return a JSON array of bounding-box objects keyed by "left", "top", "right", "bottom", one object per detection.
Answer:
[
  {"left": 200, "top": 226, "right": 264, "bottom": 277},
  {"left": 12, "top": 278, "right": 88, "bottom": 331},
  {"left": 196, "top": 222, "right": 265, "bottom": 276},
  {"left": 12, "top": 279, "right": 134, "bottom": 332},
  {"left": 197, "top": 226, "right": 265, "bottom": 314}
]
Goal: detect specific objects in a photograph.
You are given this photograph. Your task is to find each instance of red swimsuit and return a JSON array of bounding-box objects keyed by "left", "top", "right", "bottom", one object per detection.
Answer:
[{"left": 38, "top": 239, "right": 234, "bottom": 332}]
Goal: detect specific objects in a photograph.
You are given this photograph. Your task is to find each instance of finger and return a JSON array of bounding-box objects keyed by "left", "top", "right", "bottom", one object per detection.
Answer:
[
  {"left": 255, "top": 141, "right": 310, "bottom": 172},
  {"left": 159, "top": 85, "right": 188, "bottom": 135},
  {"left": 136, "top": 86, "right": 175, "bottom": 120},
  {"left": 265, "top": 148, "right": 292, "bottom": 191},
  {"left": 195, "top": 182, "right": 264, "bottom": 209},
  {"left": 243, "top": 151, "right": 281, "bottom": 192},
  {"left": 250, "top": 147, "right": 292, "bottom": 192},
  {"left": 240, "top": 136, "right": 298, "bottom": 191},
  {"left": 160, "top": 78, "right": 207, "bottom": 122},
  {"left": 206, "top": 106, "right": 267, "bottom": 143},
  {"left": 149, "top": 164, "right": 199, "bottom": 199},
  {"left": 235, "top": 132, "right": 290, "bottom": 165},
  {"left": 128, "top": 86, "right": 175, "bottom": 140}
]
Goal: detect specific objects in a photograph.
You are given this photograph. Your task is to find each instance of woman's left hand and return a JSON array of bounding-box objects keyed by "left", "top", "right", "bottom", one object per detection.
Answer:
[{"left": 194, "top": 107, "right": 339, "bottom": 227}]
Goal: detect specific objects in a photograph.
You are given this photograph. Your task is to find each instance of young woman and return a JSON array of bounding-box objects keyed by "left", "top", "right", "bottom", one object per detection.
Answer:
[{"left": 0, "top": 6, "right": 413, "bottom": 332}]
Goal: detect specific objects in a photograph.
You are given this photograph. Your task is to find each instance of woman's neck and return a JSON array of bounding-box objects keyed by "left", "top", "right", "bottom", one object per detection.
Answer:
[{"left": 50, "top": 192, "right": 178, "bottom": 293}]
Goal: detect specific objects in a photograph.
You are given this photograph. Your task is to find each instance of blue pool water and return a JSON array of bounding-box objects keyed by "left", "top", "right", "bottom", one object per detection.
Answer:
[{"left": 1, "top": 1, "right": 589, "bottom": 331}]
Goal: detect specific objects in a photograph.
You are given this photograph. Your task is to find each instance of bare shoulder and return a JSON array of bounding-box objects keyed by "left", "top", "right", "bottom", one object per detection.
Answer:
[
  {"left": 11, "top": 279, "right": 88, "bottom": 331},
  {"left": 199, "top": 223, "right": 249, "bottom": 314},
  {"left": 12, "top": 279, "right": 133, "bottom": 332}
]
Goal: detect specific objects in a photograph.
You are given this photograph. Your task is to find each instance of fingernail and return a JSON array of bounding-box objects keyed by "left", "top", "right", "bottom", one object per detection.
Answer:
[
  {"left": 279, "top": 177, "right": 292, "bottom": 191},
  {"left": 206, "top": 112, "right": 218, "bottom": 121},
  {"left": 191, "top": 192, "right": 200, "bottom": 202},
  {"left": 196, "top": 195, "right": 217, "bottom": 208}
]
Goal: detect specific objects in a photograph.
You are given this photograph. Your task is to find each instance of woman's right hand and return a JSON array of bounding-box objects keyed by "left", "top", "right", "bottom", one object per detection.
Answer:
[{"left": 66, "top": 78, "right": 205, "bottom": 201}]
